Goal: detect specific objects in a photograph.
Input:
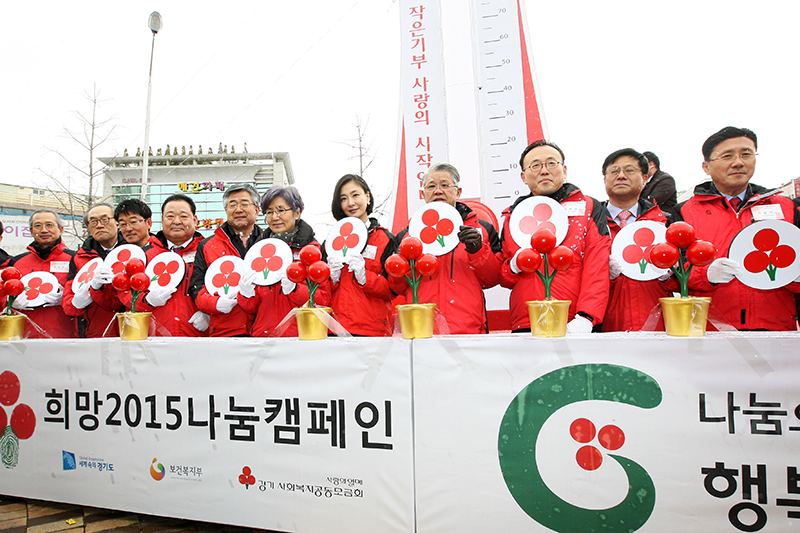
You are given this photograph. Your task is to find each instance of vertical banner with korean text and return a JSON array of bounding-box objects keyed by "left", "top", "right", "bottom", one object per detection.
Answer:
[{"left": 394, "top": 0, "right": 449, "bottom": 233}]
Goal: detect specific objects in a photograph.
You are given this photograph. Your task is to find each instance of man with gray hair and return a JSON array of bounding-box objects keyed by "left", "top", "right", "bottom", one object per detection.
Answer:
[
  {"left": 3, "top": 208, "right": 77, "bottom": 337},
  {"left": 189, "top": 183, "right": 264, "bottom": 336},
  {"left": 391, "top": 163, "right": 501, "bottom": 334}
]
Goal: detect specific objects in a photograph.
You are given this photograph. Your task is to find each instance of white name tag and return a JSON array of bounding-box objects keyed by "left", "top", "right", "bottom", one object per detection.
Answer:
[
  {"left": 363, "top": 244, "right": 377, "bottom": 260},
  {"left": 182, "top": 251, "right": 196, "bottom": 263},
  {"left": 751, "top": 204, "right": 784, "bottom": 221},
  {"left": 50, "top": 261, "right": 69, "bottom": 273},
  {"left": 562, "top": 201, "right": 586, "bottom": 217}
]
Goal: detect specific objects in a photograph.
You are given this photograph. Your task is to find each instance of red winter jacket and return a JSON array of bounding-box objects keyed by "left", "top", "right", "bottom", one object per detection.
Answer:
[
  {"left": 238, "top": 219, "right": 330, "bottom": 337},
  {"left": 62, "top": 235, "right": 125, "bottom": 337},
  {"left": 5, "top": 240, "right": 77, "bottom": 338},
  {"left": 117, "top": 232, "right": 206, "bottom": 337},
  {"left": 189, "top": 223, "right": 266, "bottom": 337},
  {"left": 673, "top": 181, "right": 800, "bottom": 330},
  {"left": 499, "top": 184, "right": 611, "bottom": 331},
  {"left": 391, "top": 202, "right": 501, "bottom": 334},
  {"left": 602, "top": 199, "right": 671, "bottom": 332},
  {"left": 327, "top": 218, "right": 395, "bottom": 336}
]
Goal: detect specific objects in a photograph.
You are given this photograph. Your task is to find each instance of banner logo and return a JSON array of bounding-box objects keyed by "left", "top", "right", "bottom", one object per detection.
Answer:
[
  {"left": 239, "top": 466, "right": 256, "bottom": 489},
  {"left": 0, "top": 370, "right": 36, "bottom": 469},
  {"left": 62, "top": 451, "right": 76, "bottom": 470},
  {"left": 150, "top": 458, "right": 165, "bottom": 481},
  {"left": 498, "top": 364, "right": 662, "bottom": 533}
]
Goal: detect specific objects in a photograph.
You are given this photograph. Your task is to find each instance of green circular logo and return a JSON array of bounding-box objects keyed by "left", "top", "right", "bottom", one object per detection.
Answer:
[{"left": 498, "top": 363, "right": 662, "bottom": 533}]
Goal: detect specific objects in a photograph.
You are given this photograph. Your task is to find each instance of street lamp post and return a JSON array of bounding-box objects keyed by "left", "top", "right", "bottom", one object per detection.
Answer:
[{"left": 140, "top": 11, "right": 162, "bottom": 201}]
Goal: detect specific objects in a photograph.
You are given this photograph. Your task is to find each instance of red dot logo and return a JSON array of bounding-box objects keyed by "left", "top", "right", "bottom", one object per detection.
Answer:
[
  {"left": 238, "top": 466, "right": 256, "bottom": 489},
  {"left": 570, "top": 418, "right": 625, "bottom": 471}
]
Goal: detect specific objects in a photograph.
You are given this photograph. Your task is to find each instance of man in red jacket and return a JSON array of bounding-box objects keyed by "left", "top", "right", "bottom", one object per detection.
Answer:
[
  {"left": 673, "top": 126, "right": 800, "bottom": 330},
  {"left": 123, "top": 194, "right": 209, "bottom": 336},
  {"left": 391, "top": 163, "right": 500, "bottom": 334},
  {"left": 62, "top": 203, "right": 125, "bottom": 337},
  {"left": 189, "top": 184, "right": 265, "bottom": 336},
  {"left": 601, "top": 148, "right": 671, "bottom": 331},
  {"left": 6, "top": 209, "right": 77, "bottom": 338},
  {"left": 499, "top": 140, "right": 611, "bottom": 333}
]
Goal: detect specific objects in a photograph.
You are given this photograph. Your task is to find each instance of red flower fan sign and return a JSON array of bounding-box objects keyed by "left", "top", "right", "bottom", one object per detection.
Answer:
[
  {"left": 610, "top": 221, "right": 669, "bottom": 281},
  {"left": 244, "top": 238, "right": 293, "bottom": 286},
  {"left": 204, "top": 256, "right": 246, "bottom": 296},
  {"left": 104, "top": 244, "right": 147, "bottom": 274},
  {"left": 408, "top": 203, "right": 461, "bottom": 256},
  {"left": 145, "top": 252, "right": 186, "bottom": 292},
  {"left": 324, "top": 217, "right": 368, "bottom": 261},
  {"left": 728, "top": 220, "right": 800, "bottom": 290},
  {"left": 508, "top": 196, "right": 569, "bottom": 249},
  {"left": 17, "top": 272, "right": 60, "bottom": 308}
]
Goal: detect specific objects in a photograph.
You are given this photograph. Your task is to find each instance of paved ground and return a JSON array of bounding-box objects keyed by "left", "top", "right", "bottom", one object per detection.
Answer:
[{"left": 0, "top": 497, "right": 280, "bottom": 533}]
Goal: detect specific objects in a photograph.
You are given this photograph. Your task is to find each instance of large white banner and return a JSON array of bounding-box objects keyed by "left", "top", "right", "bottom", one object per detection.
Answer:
[
  {"left": 413, "top": 333, "right": 800, "bottom": 532},
  {"left": 0, "top": 338, "right": 414, "bottom": 533}
]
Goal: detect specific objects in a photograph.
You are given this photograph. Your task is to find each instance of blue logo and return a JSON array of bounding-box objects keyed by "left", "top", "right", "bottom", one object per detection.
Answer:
[{"left": 62, "top": 451, "right": 76, "bottom": 471}]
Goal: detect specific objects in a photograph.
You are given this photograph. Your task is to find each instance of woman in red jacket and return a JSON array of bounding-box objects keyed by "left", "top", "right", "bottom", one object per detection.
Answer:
[
  {"left": 237, "top": 185, "right": 329, "bottom": 336},
  {"left": 326, "top": 174, "right": 395, "bottom": 336}
]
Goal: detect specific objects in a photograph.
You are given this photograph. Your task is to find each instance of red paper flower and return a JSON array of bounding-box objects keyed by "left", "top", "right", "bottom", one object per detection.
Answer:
[
  {"left": 152, "top": 260, "right": 181, "bottom": 287},
  {"left": 111, "top": 249, "right": 132, "bottom": 274},
  {"left": 520, "top": 203, "right": 556, "bottom": 236},
  {"left": 420, "top": 209, "right": 455, "bottom": 247},
  {"left": 77, "top": 262, "right": 99, "bottom": 286},
  {"left": 24, "top": 277, "right": 54, "bottom": 300},
  {"left": 744, "top": 228, "right": 796, "bottom": 281},
  {"left": 331, "top": 222, "right": 360, "bottom": 256},
  {"left": 212, "top": 260, "right": 241, "bottom": 294},
  {"left": 251, "top": 244, "right": 284, "bottom": 279},
  {"left": 622, "top": 227, "right": 656, "bottom": 274}
]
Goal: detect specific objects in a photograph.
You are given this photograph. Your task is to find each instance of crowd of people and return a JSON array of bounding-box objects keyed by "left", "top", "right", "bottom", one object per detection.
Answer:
[{"left": 3, "top": 125, "right": 799, "bottom": 338}]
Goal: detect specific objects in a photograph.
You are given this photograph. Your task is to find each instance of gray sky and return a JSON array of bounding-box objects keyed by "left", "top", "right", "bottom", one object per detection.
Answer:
[{"left": 2, "top": 0, "right": 799, "bottom": 234}]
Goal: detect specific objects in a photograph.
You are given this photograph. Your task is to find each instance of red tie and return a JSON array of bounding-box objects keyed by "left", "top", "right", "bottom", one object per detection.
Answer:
[
  {"left": 618, "top": 210, "right": 633, "bottom": 228},
  {"left": 729, "top": 198, "right": 742, "bottom": 211}
]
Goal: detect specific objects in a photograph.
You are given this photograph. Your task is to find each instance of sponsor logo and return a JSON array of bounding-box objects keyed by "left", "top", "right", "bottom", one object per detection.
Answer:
[
  {"left": 0, "top": 370, "right": 36, "bottom": 469},
  {"left": 150, "top": 458, "right": 165, "bottom": 481},
  {"left": 239, "top": 466, "right": 255, "bottom": 489},
  {"left": 62, "top": 451, "right": 76, "bottom": 470},
  {"left": 498, "top": 364, "right": 662, "bottom": 533}
]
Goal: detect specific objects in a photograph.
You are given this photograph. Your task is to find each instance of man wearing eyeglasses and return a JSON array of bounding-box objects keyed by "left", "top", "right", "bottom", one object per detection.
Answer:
[
  {"left": 672, "top": 126, "right": 800, "bottom": 330},
  {"left": 600, "top": 148, "right": 671, "bottom": 331},
  {"left": 499, "top": 139, "right": 611, "bottom": 334},
  {"left": 391, "top": 163, "right": 501, "bottom": 334},
  {"left": 4, "top": 209, "right": 78, "bottom": 338},
  {"left": 62, "top": 203, "right": 125, "bottom": 337},
  {"left": 189, "top": 183, "right": 264, "bottom": 336},
  {"left": 114, "top": 194, "right": 210, "bottom": 337}
]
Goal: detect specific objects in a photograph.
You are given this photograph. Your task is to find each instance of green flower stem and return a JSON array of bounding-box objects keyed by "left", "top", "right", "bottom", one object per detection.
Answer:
[
  {"left": 534, "top": 254, "right": 557, "bottom": 299},
  {"left": 669, "top": 248, "right": 693, "bottom": 298},
  {"left": 131, "top": 290, "right": 140, "bottom": 313},
  {"left": 306, "top": 280, "right": 320, "bottom": 308},
  {"left": 404, "top": 260, "right": 421, "bottom": 304},
  {"left": 5, "top": 297, "right": 15, "bottom": 316}
]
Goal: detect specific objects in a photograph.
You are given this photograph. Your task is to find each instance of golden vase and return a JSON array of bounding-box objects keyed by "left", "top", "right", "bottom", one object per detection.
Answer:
[
  {"left": 0, "top": 315, "right": 26, "bottom": 341},
  {"left": 295, "top": 307, "right": 332, "bottom": 340},
  {"left": 659, "top": 297, "right": 711, "bottom": 337},
  {"left": 116, "top": 312, "right": 153, "bottom": 341},
  {"left": 526, "top": 300, "right": 571, "bottom": 338},
  {"left": 396, "top": 303, "right": 437, "bottom": 339}
]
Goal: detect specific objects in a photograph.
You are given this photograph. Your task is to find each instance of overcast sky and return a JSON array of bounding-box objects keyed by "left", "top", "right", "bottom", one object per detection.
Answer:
[{"left": 2, "top": 0, "right": 799, "bottom": 235}]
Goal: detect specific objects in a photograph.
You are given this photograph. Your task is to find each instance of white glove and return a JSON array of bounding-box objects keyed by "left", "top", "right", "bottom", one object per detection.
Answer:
[
  {"left": 707, "top": 258, "right": 740, "bottom": 284},
  {"left": 71, "top": 288, "right": 93, "bottom": 309},
  {"left": 188, "top": 311, "right": 210, "bottom": 332},
  {"left": 90, "top": 265, "right": 114, "bottom": 290},
  {"left": 215, "top": 292, "right": 238, "bottom": 314},
  {"left": 11, "top": 296, "right": 33, "bottom": 311},
  {"left": 42, "top": 287, "right": 63, "bottom": 307},
  {"left": 328, "top": 255, "right": 344, "bottom": 284},
  {"left": 609, "top": 254, "right": 623, "bottom": 281},
  {"left": 657, "top": 268, "right": 673, "bottom": 282},
  {"left": 145, "top": 286, "right": 177, "bottom": 307},
  {"left": 348, "top": 253, "right": 367, "bottom": 286},
  {"left": 509, "top": 249, "right": 523, "bottom": 274},
  {"left": 566, "top": 315, "right": 593, "bottom": 334},
  {"left": 237, "top": 269, "right": 257, "bottom": 299},
  {"left": 280, "top": 274, "right": 296, "bottom": 296}
]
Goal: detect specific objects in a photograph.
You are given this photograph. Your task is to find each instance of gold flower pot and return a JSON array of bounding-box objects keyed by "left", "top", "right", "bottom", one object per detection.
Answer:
[
  {"left": 295, "top": 307, "right": 332, "bottom": 340},
  {"left": 660, "top": 297, "right": 711, "bottom": 337},
  {"left": 116, "top": 312, "right": 153, "bottom": 341},
  {"left": 526, "top": 300, "right": 571, "bottom": 338},
  {"left": 396, "top": 303, "right": 437, "bottom": 339},
  {"left": 0, "top": 315, "right": 26, "bottom": 341}
]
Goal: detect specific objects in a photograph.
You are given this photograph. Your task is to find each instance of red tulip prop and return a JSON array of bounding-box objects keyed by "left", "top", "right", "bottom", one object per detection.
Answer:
[
  {"left": 517, "top": 228, "right": 574, "bottom": 299},
  {"left": 386, "top": 237, "right": 439, "bottom": 304},
  {"left": 285, "top": 245, "right": 329, "bottom": 307},
  {"left": 0, "top": 268, "right": 24, "bottom": 316},
  {"left": 649, "top": 221, "right": 716, "bottom": 297},
  {"left": 111, "top": 259, "right": 151, "bottom": 312}
]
